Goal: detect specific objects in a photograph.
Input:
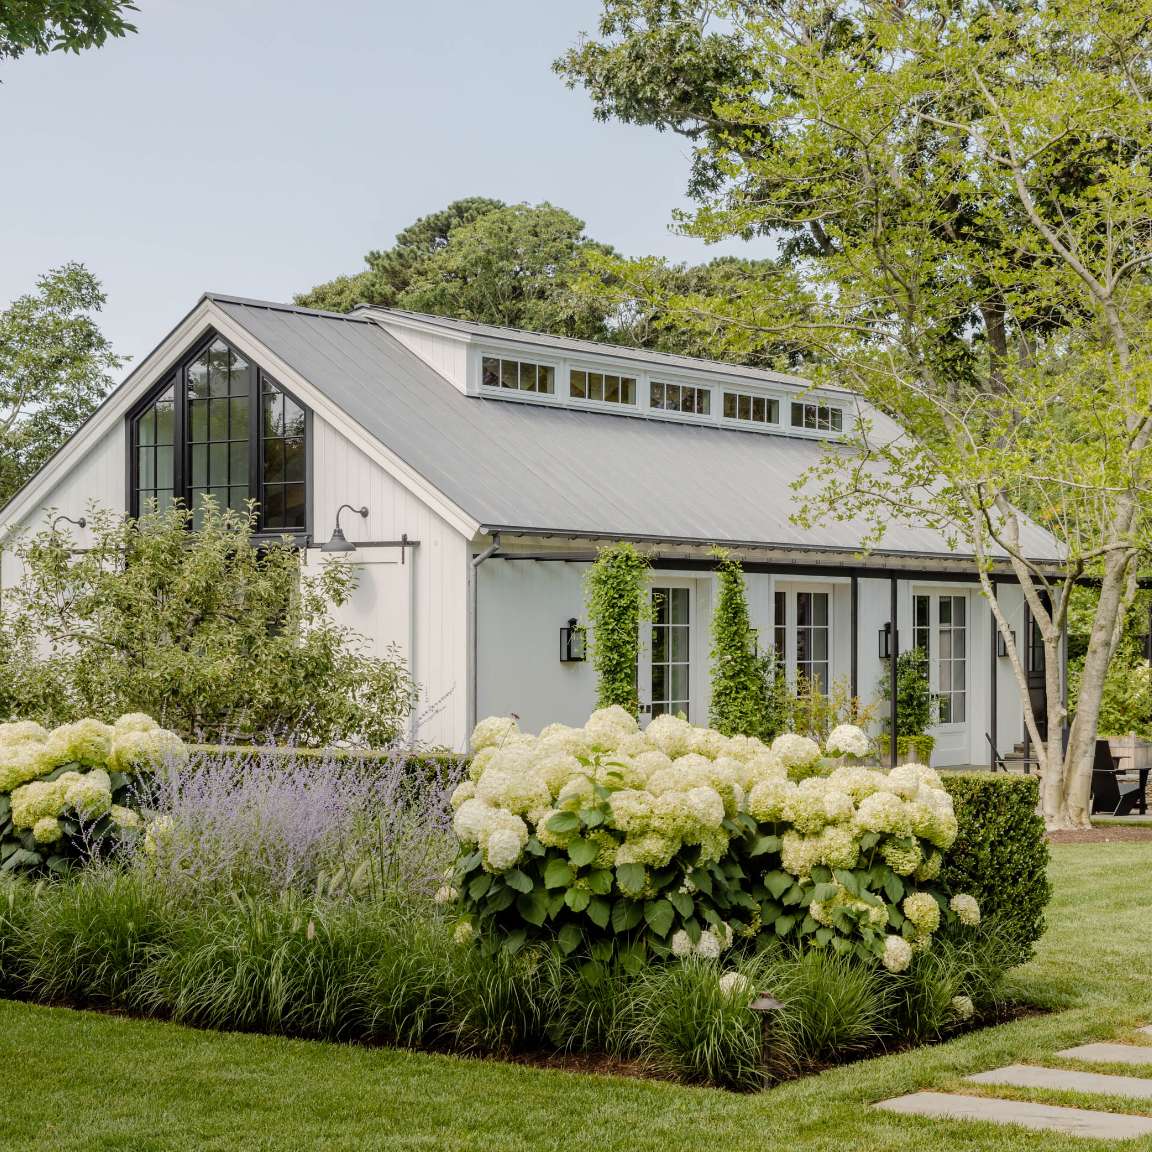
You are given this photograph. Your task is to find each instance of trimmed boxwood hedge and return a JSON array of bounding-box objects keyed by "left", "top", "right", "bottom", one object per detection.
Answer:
[{"left": 941, "top": 772, "right": 1050, "bottom": 965}]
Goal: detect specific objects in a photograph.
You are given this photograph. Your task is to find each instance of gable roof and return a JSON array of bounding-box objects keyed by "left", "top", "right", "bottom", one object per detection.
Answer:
[{"left": 208, "top": 296, "right": 1061, "bottom": 564}]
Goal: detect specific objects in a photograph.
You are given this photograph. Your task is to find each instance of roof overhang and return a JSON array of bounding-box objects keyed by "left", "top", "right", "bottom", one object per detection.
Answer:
[{"left": 473, "top": 526, "right": 1064, "bottom": 579}]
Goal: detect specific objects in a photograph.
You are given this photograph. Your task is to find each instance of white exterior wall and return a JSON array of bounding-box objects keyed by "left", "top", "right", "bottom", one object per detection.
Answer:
[
  {"left": 475, "top": 561, "right": 1032, "bottom": 765},
  {"left": 0, "top": 427, "right": 125, "bottom": 599},
  {"left": 310, "top": 416, "right": 469, "bottom": 751},
  {"left": 380, "top": 324, "right": 469, "bottom": 392}
]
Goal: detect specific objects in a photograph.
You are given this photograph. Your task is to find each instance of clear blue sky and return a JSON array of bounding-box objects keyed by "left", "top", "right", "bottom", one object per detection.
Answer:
[{"left": 0, "top": 0, "right": 767, "bottom": 366}]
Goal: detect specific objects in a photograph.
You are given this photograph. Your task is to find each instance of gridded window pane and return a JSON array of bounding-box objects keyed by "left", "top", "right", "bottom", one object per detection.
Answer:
[
  {"left": 572, "top": 367, "right": 637, "bottom": 406},
  {"left": 795, "top": 591, "right": 830, "bottom": 692},
  {"left": 132, "top": 380, "right": 176, "bottom": 516},
  {"left": 724, "top": 391, "right": 779, "bottom": 425},
  {"left": 261, "top": 373, "right": 307, "bottom": 531},
  {"left": 188, "top": 340, "right": 251, "bottom": 523},
  {"left": 650, "top": 587, "right": 691, "bottom": 721},
  {"left": 937, "top": 594, "right": 967, "bottom": 725},
  {"left": 480, "top": 356, "right": 556, "bottom": 395},
  {"left": 913, "top": 594, "right": 931, "bottom": 655},
  {"left": 774, "top": 590, "right": 787, "bottom": 659},
  {"left": 791, "top": 401, "right": 845, "bottom": 432},
  {"left": 570, "top": 369, "right": 587, "bottom": 399}
]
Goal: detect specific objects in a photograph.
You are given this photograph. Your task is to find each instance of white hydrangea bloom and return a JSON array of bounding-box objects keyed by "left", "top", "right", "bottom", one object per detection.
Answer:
[
  {"left": 450, "top": 780, "right": 476, "bottom": 810},
  {"left": 695, "top": 929, "right": 724, "bottom": 959},
  {"left": 453, "top": 920, "right": 475, "bottom": 945},
  {"left": 950, "top": 893, "right": 981, "bottom": 927},
  {"left": 825, "top": 724, "right": 871, "bottom": 759},
  {"left": 771, "top": 733, "right": 822, "bottom": 769},
  {"left": 452, "top": 798, "right": 493, "bottom": 845},
  {"left": 854, "top": 791, "right": 911, "bottom": 836},
  {"left": 951, "top": 994, "right": 975, "bottom": 1020},
  {"left": 644, "top": 714, "right": 694, "bottom": 758},
  {"left": 689, "top": 725, "right": 730, "bottom": 760},
  {"left": 745, "top": 753, "right": 788, "bottom": 784},
  {"left": 113, "top": 712, "right": 161, "bottom": 735},
  {"left": 0, "top": 721, "right": 49, "bottom": 745},
  {"left": 670, "top": 930, "right": 693, "bottom": 957},
  {"left": 470, "top": 715, "right": 520, "bottom": 752},
  {"left": 747, "top": 777, "right": 797, "bottom": 823},
  {"left": 884, "top": 764, "right": 924, "bottom": 799},
  {"left": 902, "top": 891, "right": 941, "bottom": 937},
  {"left": 882, "top": 935, "right": 914, "bottom": 973},
  {"left": 33, "top": 816, "right": 63, "bottom": 844},
  {"left": 718, "top": 971, "right": 754, "bottom": 999},
  {"left": 483, "top": 827, "right": 524, "bottom": 872},
  {"left": 829, "top": 765, "right": 884, "bottom": 802},
  {"left": 725, "top": 734, "right": 769, "bottom": 763},
  {"left": 434, "top": 885, "right": 459, "bottom": 905}
]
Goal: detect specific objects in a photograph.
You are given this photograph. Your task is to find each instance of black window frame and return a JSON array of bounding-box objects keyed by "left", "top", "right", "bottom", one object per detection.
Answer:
[{"left": 125, "top": 329, "right": 313, "bottom": 539}]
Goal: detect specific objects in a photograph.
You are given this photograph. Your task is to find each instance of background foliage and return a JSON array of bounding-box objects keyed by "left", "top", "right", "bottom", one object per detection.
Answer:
[{"left": 0, "top": 263, "right": 122, "bottom": 508}]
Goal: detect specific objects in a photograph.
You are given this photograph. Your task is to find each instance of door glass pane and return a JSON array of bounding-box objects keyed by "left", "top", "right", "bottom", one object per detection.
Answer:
[
  {"left": 650, "top": 586, "right": 690, "bottom": 721},
  {"left": 794, "top": 591, "right": 830, "bottom": 693},
  {"left": 935, "top": 594, "right": 967, "bottom": 727}
]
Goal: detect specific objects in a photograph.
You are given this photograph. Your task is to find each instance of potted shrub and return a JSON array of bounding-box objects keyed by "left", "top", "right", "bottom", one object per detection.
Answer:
[{"left": 880, "top": 648, "right": 935, "bottom": 766}]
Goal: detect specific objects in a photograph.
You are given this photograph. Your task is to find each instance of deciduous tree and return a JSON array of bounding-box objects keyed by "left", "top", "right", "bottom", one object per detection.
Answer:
[{"left": 561, "top": 0, "right": 1152, "bottom": 828}]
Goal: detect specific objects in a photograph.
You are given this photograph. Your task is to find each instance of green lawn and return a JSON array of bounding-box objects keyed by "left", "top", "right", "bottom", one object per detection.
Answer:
[{"left": 4, "top": 842, "right": 1152, "bottom": 1152}]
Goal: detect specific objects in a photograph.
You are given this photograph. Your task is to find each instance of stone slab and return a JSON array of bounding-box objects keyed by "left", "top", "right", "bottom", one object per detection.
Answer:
[
  {"left": 969, "top": 1064, "right": 1152, "bottom": 1099},
  {"left": 876, "top": 1092, "right": 1152, "bottom": 1140},
  {"left": 1059, "top": 1043, "right": 1152, "bottom": 1066}
]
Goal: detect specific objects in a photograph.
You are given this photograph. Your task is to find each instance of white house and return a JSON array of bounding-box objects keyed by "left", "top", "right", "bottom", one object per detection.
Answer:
[{"left": 0, "top": 294, "right": 1063, "bottom": 761}]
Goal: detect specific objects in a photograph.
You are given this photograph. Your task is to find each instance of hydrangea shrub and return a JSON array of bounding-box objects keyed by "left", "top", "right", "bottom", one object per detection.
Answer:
[
  {"left": 0, "top": 714, "right": 185, "bottom": 874},
  {"left": 449, "top": 709, "right": 980, "bottom": 974}
]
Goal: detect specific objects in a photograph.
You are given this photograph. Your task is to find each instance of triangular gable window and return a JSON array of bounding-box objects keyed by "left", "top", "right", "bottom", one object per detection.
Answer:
[{"left": 128, "top": 334, "right": 309, "bottom": 532}]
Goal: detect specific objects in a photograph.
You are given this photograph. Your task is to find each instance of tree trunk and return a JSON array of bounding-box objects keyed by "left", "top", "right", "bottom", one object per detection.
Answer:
[{"left": 1055, "top": 553, "right": 1135, "bottom": 829}]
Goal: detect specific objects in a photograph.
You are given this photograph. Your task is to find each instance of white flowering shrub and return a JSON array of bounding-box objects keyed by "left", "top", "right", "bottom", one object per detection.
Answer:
[
  {"left": 449, "top": 711, "right": 980, "bottom": 971},
  {"left": 0, "top": 714, "right": 185, "bottom": 874}
]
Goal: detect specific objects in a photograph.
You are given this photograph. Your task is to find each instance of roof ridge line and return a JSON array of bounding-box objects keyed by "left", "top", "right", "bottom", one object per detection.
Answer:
[{"left": 206, "top": 293, "right": 373, "bottom": 323}]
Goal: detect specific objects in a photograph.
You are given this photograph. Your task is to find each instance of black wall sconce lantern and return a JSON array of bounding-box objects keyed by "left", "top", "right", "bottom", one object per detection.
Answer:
[
  {"left": 878, "top": 621, "right": 892, "bottom": 660},
  {"left": 996, "top": 629, "right": 1016, "bottom": 658},
  {"left": 560, "top": 618, "right": 587, "bottom": 662}
]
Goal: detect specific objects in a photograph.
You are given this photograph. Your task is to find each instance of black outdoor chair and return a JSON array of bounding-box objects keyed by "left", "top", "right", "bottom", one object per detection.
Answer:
[
  {"left": 985, "top": 733, "right": 1040, "bottom": 774},
  {"left": 1090, "top": 740, "right": 1141, "bottom": 816}
]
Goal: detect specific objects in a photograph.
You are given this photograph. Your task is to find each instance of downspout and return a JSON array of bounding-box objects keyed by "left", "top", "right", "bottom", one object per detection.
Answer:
[
  {"left": 468, "top": 533, "right": 501, "bottom": 740},
  {"left": 889, "top": 575, "right": 899, "bottom": 768},
  {"left": 850, "top": 574, "right": 859, "bottom": 702}
]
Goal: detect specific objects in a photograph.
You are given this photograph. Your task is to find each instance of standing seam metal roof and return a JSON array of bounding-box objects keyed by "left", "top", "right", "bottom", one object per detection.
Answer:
[{"left": 212, "top": 296, "right": 1062, "bottom": 563}]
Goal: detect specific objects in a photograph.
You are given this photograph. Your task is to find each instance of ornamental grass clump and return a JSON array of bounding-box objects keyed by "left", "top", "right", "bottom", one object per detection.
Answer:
[
  {"left": 450, "top": 709, "right": 980, "bottom": 974},
  {"left": 0, "top": 714, "right": 184, "bottom": 875}
]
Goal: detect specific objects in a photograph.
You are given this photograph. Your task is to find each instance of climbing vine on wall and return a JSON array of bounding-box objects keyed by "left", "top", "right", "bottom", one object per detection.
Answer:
[
  {"left": 585, "top": 542, "right": 649, "bottom": 715},
  {"left": 709, "top": 550, "right": 785, "bottom": 741}
]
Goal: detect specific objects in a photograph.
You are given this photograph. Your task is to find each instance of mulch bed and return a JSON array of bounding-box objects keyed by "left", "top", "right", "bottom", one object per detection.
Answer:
[{"left": 1049, "top": 826, "right": 1152, "bottom": 844}]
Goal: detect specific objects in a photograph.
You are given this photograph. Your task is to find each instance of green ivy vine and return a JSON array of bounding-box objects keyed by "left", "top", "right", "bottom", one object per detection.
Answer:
[{"left": 585, "top": 542, "right": 649, "bottom": 715}]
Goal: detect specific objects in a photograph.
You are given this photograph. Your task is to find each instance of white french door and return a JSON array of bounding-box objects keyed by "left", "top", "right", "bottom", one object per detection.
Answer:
[
  {"left": 639, "top": 582, "right": 694, "bottom": 722},
  {"left": 913, "top": 590, "right": 970, "bottom": 765}
]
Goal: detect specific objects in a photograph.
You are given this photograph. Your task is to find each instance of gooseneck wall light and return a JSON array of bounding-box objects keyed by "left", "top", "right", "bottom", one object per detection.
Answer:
[{"left": 321, "top": 504, "right": 369, "bottom": 553}]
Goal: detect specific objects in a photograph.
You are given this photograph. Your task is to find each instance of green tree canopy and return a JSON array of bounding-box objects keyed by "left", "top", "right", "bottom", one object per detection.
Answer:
[
  {"left": 1, "top": 0, "right": 137, "bottom": 61},
  {"left": 561, "top": 0, "right": 1152, "bottom": 828},
  {"left": 297, "top": 196, "right": 808, "bottom": 362},
  {"left": 0, "top": 263, "right": 123, "bottom": 508}
]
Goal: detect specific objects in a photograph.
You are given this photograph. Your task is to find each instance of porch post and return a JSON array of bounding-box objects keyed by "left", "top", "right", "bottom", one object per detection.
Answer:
[
  {"left": 850, "top": 574, "right": 859, "bottom": 702},
  {"left": 889, "top": 574, "right": 899, "bottom": 767},
  {"left": 990, "top": 577, "right": 998, "bottom": 769}
]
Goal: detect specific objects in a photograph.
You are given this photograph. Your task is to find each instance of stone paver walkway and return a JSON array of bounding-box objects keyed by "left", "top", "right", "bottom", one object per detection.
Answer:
[
  {"left": 968, "top": 1063, "right": 1152, "bottom": 1099},
  {"left": 877, "top": 1092, "right": 1152, "bottom": 1140},
  {"left": 875, "top": 1026, "right": 1152, "bottom": 1141},
  {"left": 1057, "top": 1042, "right": 1152, "bottom": 1066}
]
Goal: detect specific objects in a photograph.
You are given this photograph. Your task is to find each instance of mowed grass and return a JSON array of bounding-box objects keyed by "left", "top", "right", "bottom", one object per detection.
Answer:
[{"left": 4, "top": 842, "right": 1152, "bottom": 1152}]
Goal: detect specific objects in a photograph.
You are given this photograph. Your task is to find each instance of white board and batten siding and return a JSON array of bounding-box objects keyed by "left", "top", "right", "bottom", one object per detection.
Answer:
[
  {"left": 309, "top": 414, "right": 470, "bottom": 751},
  {"left": 0, "top": 425, "right": 125, "bottom": 596}
]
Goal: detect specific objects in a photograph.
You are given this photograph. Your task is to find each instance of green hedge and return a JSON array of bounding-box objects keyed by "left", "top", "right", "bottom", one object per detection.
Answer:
[{"left": 941, "top": 773, "right": 1050, "bottom": 965}]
